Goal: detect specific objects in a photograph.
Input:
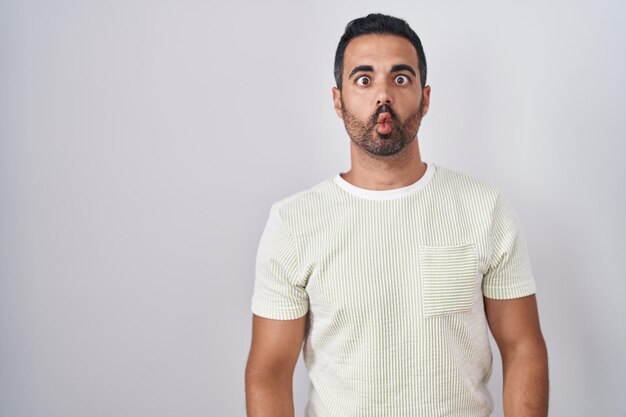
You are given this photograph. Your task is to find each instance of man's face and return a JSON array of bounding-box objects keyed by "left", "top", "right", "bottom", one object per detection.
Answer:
[{"left": 333, "top": 34, "right": 430, "bottom": 157}]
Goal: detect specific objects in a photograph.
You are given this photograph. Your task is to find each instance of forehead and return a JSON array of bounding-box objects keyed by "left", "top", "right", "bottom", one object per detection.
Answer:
[{"left": 343, "top": 34, "right": 419, "bottom": 70}]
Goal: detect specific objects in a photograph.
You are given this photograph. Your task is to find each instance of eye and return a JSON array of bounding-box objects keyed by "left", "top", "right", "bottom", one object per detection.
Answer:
[
  {"left": 356, "top": 75, "right": 370, "bottom": 86},
  {"left": 394, "top": 75, "right": 410, "bottom": 85}
]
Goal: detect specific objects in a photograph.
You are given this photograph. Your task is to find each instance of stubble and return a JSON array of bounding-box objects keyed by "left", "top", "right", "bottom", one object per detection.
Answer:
[{"left": 341, "top": 98, "right": 424, "bottom": 157}]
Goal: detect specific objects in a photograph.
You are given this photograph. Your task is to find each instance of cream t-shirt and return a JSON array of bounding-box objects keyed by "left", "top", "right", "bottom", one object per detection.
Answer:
[{"left": 251, "top": 163, "right": 536, "bottom": 417}]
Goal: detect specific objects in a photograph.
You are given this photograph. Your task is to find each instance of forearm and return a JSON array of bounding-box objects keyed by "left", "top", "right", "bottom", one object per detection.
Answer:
[
  {"left": 245, "top": 368, "right": 295, "bottom": 417},
  {"left": 502, "top": 342, "right": 549, "bottom": 417}
]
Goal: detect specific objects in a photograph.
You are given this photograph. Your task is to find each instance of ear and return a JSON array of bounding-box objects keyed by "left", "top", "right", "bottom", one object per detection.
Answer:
[
  {"left": 332, "top": 87, "right": 343, "bottom": 120},
  {"left": 420, "top": 85, "right": 431, "bottom": 117}
]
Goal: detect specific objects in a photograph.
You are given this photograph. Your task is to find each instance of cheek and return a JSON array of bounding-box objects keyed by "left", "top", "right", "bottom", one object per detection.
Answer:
[
  {"left": 343, "top": 96, "right": 371, "bottom": 119},
  {"left": 397, "top": 95, "right": 422, "bottom": 117}
]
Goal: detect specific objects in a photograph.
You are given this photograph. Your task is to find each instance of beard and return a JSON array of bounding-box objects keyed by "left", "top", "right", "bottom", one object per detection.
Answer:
[{"left": 340, "top": 98, "right": 424, "bottom": 157}]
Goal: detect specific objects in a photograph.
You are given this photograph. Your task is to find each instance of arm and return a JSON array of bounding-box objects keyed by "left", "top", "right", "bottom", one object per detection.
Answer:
[
  {"left": 484, "top": 294, "right": 549, "bottom": 417},
  {"left": 245, "top": 313, "right": 307, "bottom": 417}
]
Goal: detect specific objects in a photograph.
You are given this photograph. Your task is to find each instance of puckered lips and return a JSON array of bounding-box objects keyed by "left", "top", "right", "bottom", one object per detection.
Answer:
[{"left": 376, "top": 112, "right": 393, "bottom": 135}]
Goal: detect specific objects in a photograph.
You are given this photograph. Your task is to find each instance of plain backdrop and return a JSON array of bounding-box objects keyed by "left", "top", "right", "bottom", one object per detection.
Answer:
[{"left": 1, "top": 0, "right": 625, "bottom": 416}]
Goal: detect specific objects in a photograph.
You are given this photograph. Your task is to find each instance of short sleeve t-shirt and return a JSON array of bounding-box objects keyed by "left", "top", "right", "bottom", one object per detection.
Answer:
[{"left": 251, "top": 163, "right": 536, "bottom": 417}]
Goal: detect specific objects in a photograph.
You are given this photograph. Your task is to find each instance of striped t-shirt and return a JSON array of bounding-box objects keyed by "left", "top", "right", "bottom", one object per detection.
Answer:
[{"left": 251, "top": 162, "right": 536, "bottom": 417}]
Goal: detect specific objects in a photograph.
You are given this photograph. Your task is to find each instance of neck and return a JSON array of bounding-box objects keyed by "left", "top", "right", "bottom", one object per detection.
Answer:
[{"left": 341, "top": 136, "right": 426, "bottom": 191}]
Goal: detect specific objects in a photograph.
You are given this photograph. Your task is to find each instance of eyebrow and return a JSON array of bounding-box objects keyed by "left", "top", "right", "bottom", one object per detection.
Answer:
[
  {"left": 348, "top": 64, "right": 417, "bottom": 79},
  {"left": 390, "top": 64, "right": 417, "bottom": 77},
  {"left": 348, "top": 65, "right": 374, "bottom": 79}
]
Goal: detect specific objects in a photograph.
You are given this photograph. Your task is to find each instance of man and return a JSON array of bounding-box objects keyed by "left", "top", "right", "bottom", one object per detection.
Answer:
[{"left": 245, "top": 13, "right": 548, "bottom": 417}]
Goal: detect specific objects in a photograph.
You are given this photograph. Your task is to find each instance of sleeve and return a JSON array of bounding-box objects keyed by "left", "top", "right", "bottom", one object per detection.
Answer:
[
  {"left": 481, "top": 192, "right": 537, "bottom": 299},
  {"left": 250, "top": 206, "right": 309, "bottom": 320}
]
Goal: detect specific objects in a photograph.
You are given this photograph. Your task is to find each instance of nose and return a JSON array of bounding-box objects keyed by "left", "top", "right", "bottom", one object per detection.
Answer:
[{"left": 376, "top": 83, "right": 393, "bottom": 106}]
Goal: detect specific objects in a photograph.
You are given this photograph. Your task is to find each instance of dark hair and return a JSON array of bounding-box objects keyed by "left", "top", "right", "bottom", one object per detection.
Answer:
[{"left": 334, "top": 13, "right": 427, "bottom": 90}]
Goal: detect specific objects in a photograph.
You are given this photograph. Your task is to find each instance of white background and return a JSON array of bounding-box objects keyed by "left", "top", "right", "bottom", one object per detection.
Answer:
[{"left": 1, "top": 1, "right": 624, "bottom": 416}]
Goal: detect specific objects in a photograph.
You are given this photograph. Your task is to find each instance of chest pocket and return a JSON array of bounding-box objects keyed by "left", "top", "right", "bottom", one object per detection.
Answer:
[{"left": 418, "top": 243, "right": 479, "bottom": 317}]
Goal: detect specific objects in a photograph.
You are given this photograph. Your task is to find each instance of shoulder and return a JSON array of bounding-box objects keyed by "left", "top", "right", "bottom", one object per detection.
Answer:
[
  {"left": 269, "top": 177, "right": 338, "bottom": 223},
  {"left": 432, "top": 164, "right": 502, "bottom": 206}
]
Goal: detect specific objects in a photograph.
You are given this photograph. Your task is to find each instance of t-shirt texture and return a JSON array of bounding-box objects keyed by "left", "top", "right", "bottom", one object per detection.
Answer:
[{"left": 251, "top": 163, "right": 536, "bottom": 417}]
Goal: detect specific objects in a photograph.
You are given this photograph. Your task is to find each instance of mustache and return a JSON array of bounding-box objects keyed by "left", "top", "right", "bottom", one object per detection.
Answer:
[{"left": 370, "top": 104, "right": 398, "bottom": 123}]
